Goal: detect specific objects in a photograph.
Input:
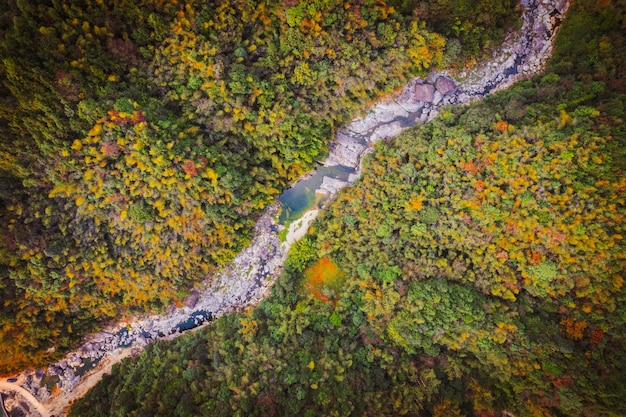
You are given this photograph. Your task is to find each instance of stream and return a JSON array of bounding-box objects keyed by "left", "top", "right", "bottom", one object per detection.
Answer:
[{"left": 0, "top": 0, "right": 570, "bottom": 415}]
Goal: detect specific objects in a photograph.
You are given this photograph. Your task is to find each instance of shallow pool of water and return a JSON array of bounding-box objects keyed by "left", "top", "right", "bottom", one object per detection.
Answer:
[
  {"left": 75, "top": 357, "right": 96, "bottom": 377},
  {"left": 176, "top": 310, "right": 213, "bottom": 332},
  {"left": 279, "top": 164, "right": 354, "bottom": 224}
]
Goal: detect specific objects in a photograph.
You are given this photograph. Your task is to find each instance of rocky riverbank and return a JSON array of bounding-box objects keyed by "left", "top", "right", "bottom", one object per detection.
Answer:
[
  {"left": 0, "top": 0, "right": 569, "bottom": 415},
  {"left": 2, "top": 205, "right": 287, "bottom": 417},
  {"left": 322, "top": 0, "right": 568, "bottom": 184},
  {"left": 284, "top": 0, "right": 569, "bottom": 243}
]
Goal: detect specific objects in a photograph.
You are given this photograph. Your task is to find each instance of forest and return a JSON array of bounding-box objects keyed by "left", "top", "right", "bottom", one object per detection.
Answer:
[
  {"left": 0, "top": 0, "right": 519, "bottom": 373},
  {"left": 68, "top": 0, "right": 626, "bottom": 416}
]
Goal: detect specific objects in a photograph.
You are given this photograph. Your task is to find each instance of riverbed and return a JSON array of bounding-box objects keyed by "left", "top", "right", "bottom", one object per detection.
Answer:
[{"left": 0, "top": 1, "right": 570, "bottom": 415}]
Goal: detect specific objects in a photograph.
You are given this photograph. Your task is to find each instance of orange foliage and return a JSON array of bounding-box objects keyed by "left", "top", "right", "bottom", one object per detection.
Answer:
[
  {"left": 433, "top": 399, "right": 463, "bottom": 417},
  {"left": 527, "top": 250, "right": 542, "bottom": 266},
  {"left": 407, "top": 196, "right": 424, "bottom": 210},
  {"left": 182, "top": 160, "right": 198, "bottom": 176},
  {"left": 461, "top": 160, "right": 479, "bottom": 174},
  {"left": 561, "top": 317, "right": 587, "bottom": 340},
  {"left": 303, "top": 257, "right": 346, "bottom": 302},
  {"left": 494, "top": 120, "right": 509, "bottom": 132}
]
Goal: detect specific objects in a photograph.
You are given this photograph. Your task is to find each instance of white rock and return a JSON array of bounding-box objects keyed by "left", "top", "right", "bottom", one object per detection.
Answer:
[
  {"left": 369, "top": 121, "right": 406, "bottom": 143},
  {"left": 432, "top": 91, "right": 443, "bottom": 105},
  {"left": 318, "top": 176, "right": 350, "bottom": 195},
  {"left": 325, "top": 132, "right": 367, "bottom": 168},
  {"left": 398, "top": 101, "right": 425, "bottom": 113},
  {"left": 373, "top": 101, "right": 407, "bottom": 123}
]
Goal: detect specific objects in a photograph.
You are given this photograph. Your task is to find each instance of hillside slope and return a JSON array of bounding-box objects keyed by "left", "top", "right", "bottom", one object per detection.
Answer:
[{"left": 70, "top": 0, "right": 625, "bottom": 416}]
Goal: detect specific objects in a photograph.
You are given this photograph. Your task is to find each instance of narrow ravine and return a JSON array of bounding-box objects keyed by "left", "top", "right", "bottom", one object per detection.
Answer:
[{"left": 0, "top": 0, "right": 569, "bottom": 415}]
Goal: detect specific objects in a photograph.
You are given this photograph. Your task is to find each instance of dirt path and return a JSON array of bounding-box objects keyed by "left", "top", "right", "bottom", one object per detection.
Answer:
[
  {"left": 43, "top": 348, "right": 134, "bottom": 417},
  {"left": 0, "top": 380, "right": 50, "bottom": 417}
]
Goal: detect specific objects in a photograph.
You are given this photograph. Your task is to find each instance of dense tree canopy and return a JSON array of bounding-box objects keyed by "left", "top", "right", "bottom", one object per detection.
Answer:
[
  {"left": 70, "top": 0, "right": 626, "bottom": 415},
  {"left": 0, "top": 0, "right": 459, "bottom": 372}
]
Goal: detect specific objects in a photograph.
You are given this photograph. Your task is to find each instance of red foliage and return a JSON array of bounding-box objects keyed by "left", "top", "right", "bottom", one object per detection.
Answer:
[
  {"left": 536, "top": 390, "right": 561, "bottom": 408},
  {"left": 505, "top": 220, "right": 518, "bottom": 235},
  {"left": 546, "top": 229, "right": 567, "bottom": 245},
  {"left": 473, "top": 180, "right": 486, "bottom": 192},
  {"left": 108, "top": 110, "right": 125, "bottom": 125},
  {"left": 107, "top": 38, "right": 137, "bottom": 63},
  {"left": 550, "top": 374, "right": 574, "bottom": 389},
  {"left": 256, "top": 391, "right": 277, "bottom": 417},
  {"left": 561, "top": 317, "right": 587, "bottom": 340},
  {"left": 55, "top": 70, "right": 80, "bottom": 101},
  {"left": 130, "top": 110, "right": 147, "bottom": 124},
  {"left": 589, "top": 327, "right": 605, "bottom": 344},
  {"left": 102, "top": 141, "right": 121, "bottom": 157},
  {"left": 197, "top": 156, "right": 208, "bottom": 169},
  {"left": 182, "top": 160, "right": 198, "bottom": 176}
]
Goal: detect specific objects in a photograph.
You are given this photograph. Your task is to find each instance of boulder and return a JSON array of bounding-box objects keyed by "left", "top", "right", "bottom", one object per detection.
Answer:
[
  {"left": 347, "top": 117, "right": 376, "bottom": 136},
  {"left": 398, "top": 101, "right": 424, "bottom": 113},
  {"left": 413, "top": 83, "right": 435, "bottom": 102},
  {"left": 185, "top": 292, "right": 199, "bottom": 308},
  {"left": 369, "top": 121, "right": 406, "bottom": 143},
  {"left": 435, "top": 76, "right": 456, "bottom": 95},
  {"left": 432, "top": 91, "right": 443, "bottom": 105},
  {"left": 373, "top": 100, "right": 407, "bottom": 123},
  {"left": 326, "top": 132, "right": 366, "bottom": 168},
  {"left": 318, "top": 177, "right": 350, "bottom": 195},
  {"left": 396, "top": 81, "right": 417, "bottom": 103}
]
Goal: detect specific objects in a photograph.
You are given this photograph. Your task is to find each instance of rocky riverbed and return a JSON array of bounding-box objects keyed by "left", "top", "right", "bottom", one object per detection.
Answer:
[
  {"left": 0, "top": 0, "right": 569, "bottom": 415},
  {"left": 283, "top": 0, "right": 569, "bottom": 242},
  {"left": 323, "top": 0, "right": 568, "bottom": 181},
  {"left": 1, "top": 205, "right": 287, "bottom": 417}
]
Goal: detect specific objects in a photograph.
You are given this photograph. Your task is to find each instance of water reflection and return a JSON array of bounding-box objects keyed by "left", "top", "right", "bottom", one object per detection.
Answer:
[{"left": 279, "top": 164, "right": 354, "bottom": 224}]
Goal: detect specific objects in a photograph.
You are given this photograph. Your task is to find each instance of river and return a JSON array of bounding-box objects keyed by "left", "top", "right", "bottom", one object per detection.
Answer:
[{"left": 0, "top": 0, "right": 570, "bottom": 415}]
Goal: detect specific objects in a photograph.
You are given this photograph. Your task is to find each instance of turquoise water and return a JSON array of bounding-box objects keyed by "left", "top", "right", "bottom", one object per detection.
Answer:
[{"left": 279, "top": 164, "right": 354, "bottom": 224}]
